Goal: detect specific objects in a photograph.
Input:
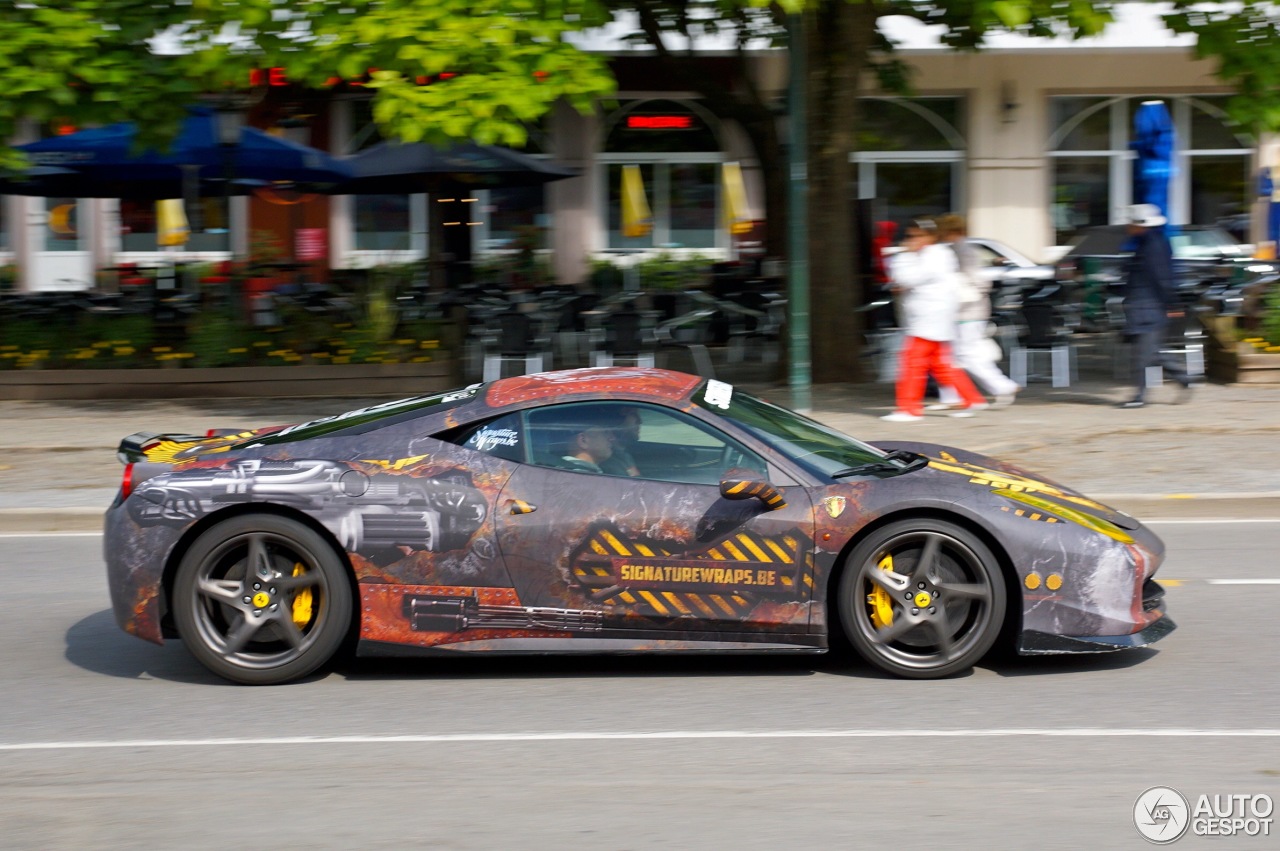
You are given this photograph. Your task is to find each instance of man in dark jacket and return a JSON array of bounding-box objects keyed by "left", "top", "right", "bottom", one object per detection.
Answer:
[{"left": 1119, "top": 203, "right": 1193, "bottom": 408}]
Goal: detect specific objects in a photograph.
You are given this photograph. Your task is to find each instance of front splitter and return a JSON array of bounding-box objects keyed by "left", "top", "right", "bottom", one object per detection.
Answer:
[{"left": 1017, "top": 615, "right": 1176, "bottom": 655}]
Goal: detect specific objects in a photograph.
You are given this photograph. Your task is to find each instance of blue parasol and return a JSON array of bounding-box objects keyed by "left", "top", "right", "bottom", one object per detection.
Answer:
[
  {"left": 16, "top": 108, "right": 352, "bottom": 189},
  {"left": 1131, "top": 100, "right": 1175, "bottom": 227}
]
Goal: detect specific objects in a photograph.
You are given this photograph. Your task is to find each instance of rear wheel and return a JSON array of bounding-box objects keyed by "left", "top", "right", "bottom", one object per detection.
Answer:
[
  {"left": 173, "top": 515, "right": 352, "bottom": 685},
  {"left": 837, "top": 518, "right": 1005, "bottom": 679}
]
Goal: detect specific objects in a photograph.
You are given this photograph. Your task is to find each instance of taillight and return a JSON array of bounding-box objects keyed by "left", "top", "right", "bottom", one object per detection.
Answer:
[{"left": 121, "top": 463, "right": 135, "bottom": 499}]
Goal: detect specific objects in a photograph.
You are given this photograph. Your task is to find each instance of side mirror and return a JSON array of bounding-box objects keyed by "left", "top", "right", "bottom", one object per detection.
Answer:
[{"left": 719, "top": 478, "right": 787, "bottom": 510}]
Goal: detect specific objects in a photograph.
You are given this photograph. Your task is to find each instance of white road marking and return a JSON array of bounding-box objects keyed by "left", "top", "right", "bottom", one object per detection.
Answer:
[
  {"left": 1143, "top": 518, "right": 1280, "bottom": 524},
  {"left": 3, "top": 729, "right": 1280, "bottom": 752},
  {"left": 1206, "top": 579, "right": 1280, "bottom": 585},
  {"left": 0, "top": 532, "right": 102, "bottom": 539}
]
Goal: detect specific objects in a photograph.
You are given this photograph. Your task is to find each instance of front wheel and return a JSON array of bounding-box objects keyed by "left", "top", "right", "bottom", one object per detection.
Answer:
[
  {"left": 837, "top": 518, "right": 1006, "bottom": 679},
  {"left": 173, "top": 514, "right": 352, "bottom": 685}
]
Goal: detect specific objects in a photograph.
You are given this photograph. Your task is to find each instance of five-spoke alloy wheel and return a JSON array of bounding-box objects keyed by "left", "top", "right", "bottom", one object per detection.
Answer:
[
  {"left": 173, "top": 515, "right": 352, "bottom": 685},
  {"left": 838, "top": 518, "right": 1006, "bottom": 679}
]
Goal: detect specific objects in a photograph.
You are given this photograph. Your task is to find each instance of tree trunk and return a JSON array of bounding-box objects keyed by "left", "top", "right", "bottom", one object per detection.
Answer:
[{"left": 805, "top": 2, "right": 875, "bottom": 382}]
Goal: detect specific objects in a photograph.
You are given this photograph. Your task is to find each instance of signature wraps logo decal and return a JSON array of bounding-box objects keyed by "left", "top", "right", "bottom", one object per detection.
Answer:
[
  {"left": 617, "top": 560, "right": 781, "bottom": 591},
  {"left": 570, "top": 522, "right": 815, "bottom": 619}
]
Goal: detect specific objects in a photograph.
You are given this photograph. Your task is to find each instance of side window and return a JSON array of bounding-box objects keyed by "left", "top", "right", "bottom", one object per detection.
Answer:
[
  {"left": 450, "top": 413, "right": 525, "bottom": 463},
  {"left": 971, "top": 244, "right": 1001, "bottom": 267},
  {"left": 525, "top": 402, "right": 768, "bottom": 485}
]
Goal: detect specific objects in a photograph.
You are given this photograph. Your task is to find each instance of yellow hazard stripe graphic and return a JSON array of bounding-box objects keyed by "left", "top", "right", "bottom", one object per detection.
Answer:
[
  {"left": 600, "top": 530, "right": 632, "bottom": 556},
  {"left": 763, "top": 538, "right": 794, "bottom": 563},
  {"left": 736, "top": 534, "right": 772, "bottom": 562},
  {"left": 638, "top": 590, "right": 670, "bottom": 615},
  {"left": 662, "top": 592, "right": 692, "bottom": 615}
]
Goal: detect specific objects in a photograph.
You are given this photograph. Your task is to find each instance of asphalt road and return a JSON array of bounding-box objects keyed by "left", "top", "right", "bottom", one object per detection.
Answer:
[{"left": 2, "top": 523, "right": 1279, "bottom": 850}]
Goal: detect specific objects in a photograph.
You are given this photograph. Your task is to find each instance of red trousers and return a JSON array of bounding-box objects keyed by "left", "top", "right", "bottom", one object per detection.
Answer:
[{"left": 894, "top": 336, "right": 986, "bottom": 416}]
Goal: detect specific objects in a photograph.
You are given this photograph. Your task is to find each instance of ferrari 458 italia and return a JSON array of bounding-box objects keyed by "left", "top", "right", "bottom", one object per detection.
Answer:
[{"left": 105, "top": 368, "right": 1173, "bottom": 684}]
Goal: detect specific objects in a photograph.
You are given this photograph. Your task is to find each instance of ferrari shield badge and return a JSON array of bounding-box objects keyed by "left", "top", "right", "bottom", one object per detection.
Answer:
[{"left": 823, "top": 496, "right": 846, "bottom": 519}]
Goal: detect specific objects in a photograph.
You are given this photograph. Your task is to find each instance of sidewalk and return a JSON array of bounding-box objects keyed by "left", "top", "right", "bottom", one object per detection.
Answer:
[{"left": 2, "top": 371, "right": 1279, "bottom": 532}]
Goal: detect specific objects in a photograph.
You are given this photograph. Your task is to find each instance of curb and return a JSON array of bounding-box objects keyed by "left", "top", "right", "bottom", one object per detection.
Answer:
[
  {"left": 4, "top": 495, "right": 1280, "bottom": 535},
  {"left": 0, "top": 508, "right": 104, "bottom": 533}
]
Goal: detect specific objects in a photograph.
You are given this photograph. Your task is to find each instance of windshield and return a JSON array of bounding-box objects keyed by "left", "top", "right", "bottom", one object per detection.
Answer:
[
  {"left": 1171, "top": 228, "right": 1245, "bottom": 259},
  {"left": 694, "top": 381, "right": 900, "bottom": 479}
]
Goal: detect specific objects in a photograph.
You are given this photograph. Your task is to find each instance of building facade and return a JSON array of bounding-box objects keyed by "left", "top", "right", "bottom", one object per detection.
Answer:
[{"left": 0, "top": 12, "right": 1263, "bottom": 292}]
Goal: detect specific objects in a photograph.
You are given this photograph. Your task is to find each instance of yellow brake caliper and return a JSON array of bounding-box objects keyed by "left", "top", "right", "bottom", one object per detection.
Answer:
[
  {"left": 291, "top": 562, "right": 313, "bottom": 627},
  {"left": 867, "top": 554, "right": 895, "bottom": 629}
]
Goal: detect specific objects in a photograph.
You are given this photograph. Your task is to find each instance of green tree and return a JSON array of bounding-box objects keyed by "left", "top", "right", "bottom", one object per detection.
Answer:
[{"left": 0, "top": 0, "right": 616, "bottom": 169}]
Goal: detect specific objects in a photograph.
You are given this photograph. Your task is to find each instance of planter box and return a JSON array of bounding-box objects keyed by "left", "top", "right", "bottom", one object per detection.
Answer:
[
  {"left": 1231, "top": 343, "right": 1280, "bottom": 385},
  {"left": 0, "top": 361, "right": 455, "bottom": 401},
  {"left": 1204, "top": 315, "right": 1280, "bottom": 384}
]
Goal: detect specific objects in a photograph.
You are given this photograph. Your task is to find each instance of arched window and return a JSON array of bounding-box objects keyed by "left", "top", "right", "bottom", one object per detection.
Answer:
[
  {"left": 599, "top": 99, "right": 725, "bottom": 251},
  {"left": 852, "top": 97, "right": 966, "bottom": 231},
  {"left": 1049, "top": 95, "right": 1252, "bottom": 244}
]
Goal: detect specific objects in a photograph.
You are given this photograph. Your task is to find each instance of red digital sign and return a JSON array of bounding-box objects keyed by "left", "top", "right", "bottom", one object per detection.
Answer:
[{"left": 626, "top": 115, "right": 694, "bottom": 130}]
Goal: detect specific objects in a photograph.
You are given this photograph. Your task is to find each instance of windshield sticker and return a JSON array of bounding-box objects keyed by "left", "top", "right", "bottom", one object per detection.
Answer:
[
  {"left": 469, "top": 426, "right": 520, "bottom": 452},
  {"left": 704, "top": 379, "right": 734, "bottom": 410}
]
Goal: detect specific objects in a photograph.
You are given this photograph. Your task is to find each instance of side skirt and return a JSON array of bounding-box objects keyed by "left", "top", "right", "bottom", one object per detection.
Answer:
[{"left": 358, "top": 634, "right": 825, "bottom": 657}]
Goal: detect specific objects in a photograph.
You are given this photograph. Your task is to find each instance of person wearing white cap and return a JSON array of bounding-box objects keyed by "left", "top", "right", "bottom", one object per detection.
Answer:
[{"left": 1117, "top": 203, "right": 1193, "bottom": 408}]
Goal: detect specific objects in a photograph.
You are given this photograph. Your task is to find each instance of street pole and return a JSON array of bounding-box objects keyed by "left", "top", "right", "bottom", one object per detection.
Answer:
[{"left": 787, "top": 13, "right": 812, "bottom": 412}]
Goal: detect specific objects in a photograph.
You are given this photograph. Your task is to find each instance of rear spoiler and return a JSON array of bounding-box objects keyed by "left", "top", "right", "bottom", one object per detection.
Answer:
[{"left": 117, "top": 431, "right": 211, "bottom": 464}]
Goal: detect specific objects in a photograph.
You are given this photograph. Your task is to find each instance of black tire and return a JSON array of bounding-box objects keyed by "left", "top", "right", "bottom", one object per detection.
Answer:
[
  {"left": 172, "top": 514, "right": 352, "bottom": 685},
  {"left": 837, "top": 518, "right": 1006, "bottom": 679}
]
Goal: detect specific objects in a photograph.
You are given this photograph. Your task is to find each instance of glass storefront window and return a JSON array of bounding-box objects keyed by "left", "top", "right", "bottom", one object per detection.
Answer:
[
  {"left": 1052, "top": 157, "right": 1111, "bottom": 243},
  {"left": 1049, "top": 95, "right": 1252, "bottom": 244},
  {"left": 119, "top": 197, "right": 230, "bottom": 252},
  {"left": 354, "top": 195, "right": 411, "bottom": 250},
  {"left": 1049, "top": 97, "right": 1111, "bottom": 151},
  {"left": 668, "top": 163, "right": 716, "bottom": 248},
  {"left": 858, "top": 98, "right": 963, "bottom": 152},
  {"left": 602, "top": 101, "right": 725, "bottom": 250},
  {"left": 874, "top": 162, "right": 954, "bottom": 227},
  {"left": 486, "top": 185, "right": 547, "bottom": 251},
  {"left": 1189, "top": 96, "right": 1248, "bottom": 150},
  {"left": 1190, "top": 155, "right": 1250, "bottom": 241},
  {"left": 44, "top": 197, "right": 82, "bottom": 251},
  {"left": 606, "top": 162, "right": 655, "bottom": 250},
  {"left": 852, "top": 98, "right": 964, "bottom": 237}
]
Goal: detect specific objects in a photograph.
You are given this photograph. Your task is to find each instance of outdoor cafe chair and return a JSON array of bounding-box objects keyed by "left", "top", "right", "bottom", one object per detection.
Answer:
[
  {"left": 481, "top": 307, "right": 551, "bottom": 382},
  {"left": 589, "top": 308, "right": 657, "bottom": 368},
  {"left": 1010, "top": 297, "right": 1076, "bottom": 388}
]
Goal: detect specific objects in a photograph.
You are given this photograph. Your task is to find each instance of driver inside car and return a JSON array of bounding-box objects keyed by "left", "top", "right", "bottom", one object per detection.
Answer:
[
  {"left": 600, "top": 407, "right": 642, "bottom": 477},
  {"left": 557, "top": 409, "right": 623, "bottom": 474}
]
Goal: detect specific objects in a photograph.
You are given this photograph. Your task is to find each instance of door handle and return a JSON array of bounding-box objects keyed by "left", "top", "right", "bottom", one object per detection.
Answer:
[{"left": 506, "top": 499, "right": 537, "bottom": 515}]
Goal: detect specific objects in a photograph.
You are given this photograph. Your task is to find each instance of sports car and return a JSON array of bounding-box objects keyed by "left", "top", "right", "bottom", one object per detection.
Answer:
[{"left": 104, "top": 367, "right": 1174, "bottom": 684}]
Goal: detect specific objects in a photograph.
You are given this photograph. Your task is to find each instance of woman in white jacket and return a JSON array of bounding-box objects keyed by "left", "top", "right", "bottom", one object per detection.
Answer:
[
  {"left": 932, "top": 214, "right": 1019, "bottom": 409},
  {"left": 882, "top": 218, "right": 987, "bottom": 422}
]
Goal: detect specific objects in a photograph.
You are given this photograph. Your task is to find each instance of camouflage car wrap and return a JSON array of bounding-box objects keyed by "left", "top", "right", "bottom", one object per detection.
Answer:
[{"left": 104, "top": 367, "right": 1173, "bottom": 662}]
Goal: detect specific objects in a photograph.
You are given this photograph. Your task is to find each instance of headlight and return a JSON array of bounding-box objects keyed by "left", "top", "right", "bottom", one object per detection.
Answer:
[{"left": 994, "top": 488, "right": 1134, "bottom": 544}]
